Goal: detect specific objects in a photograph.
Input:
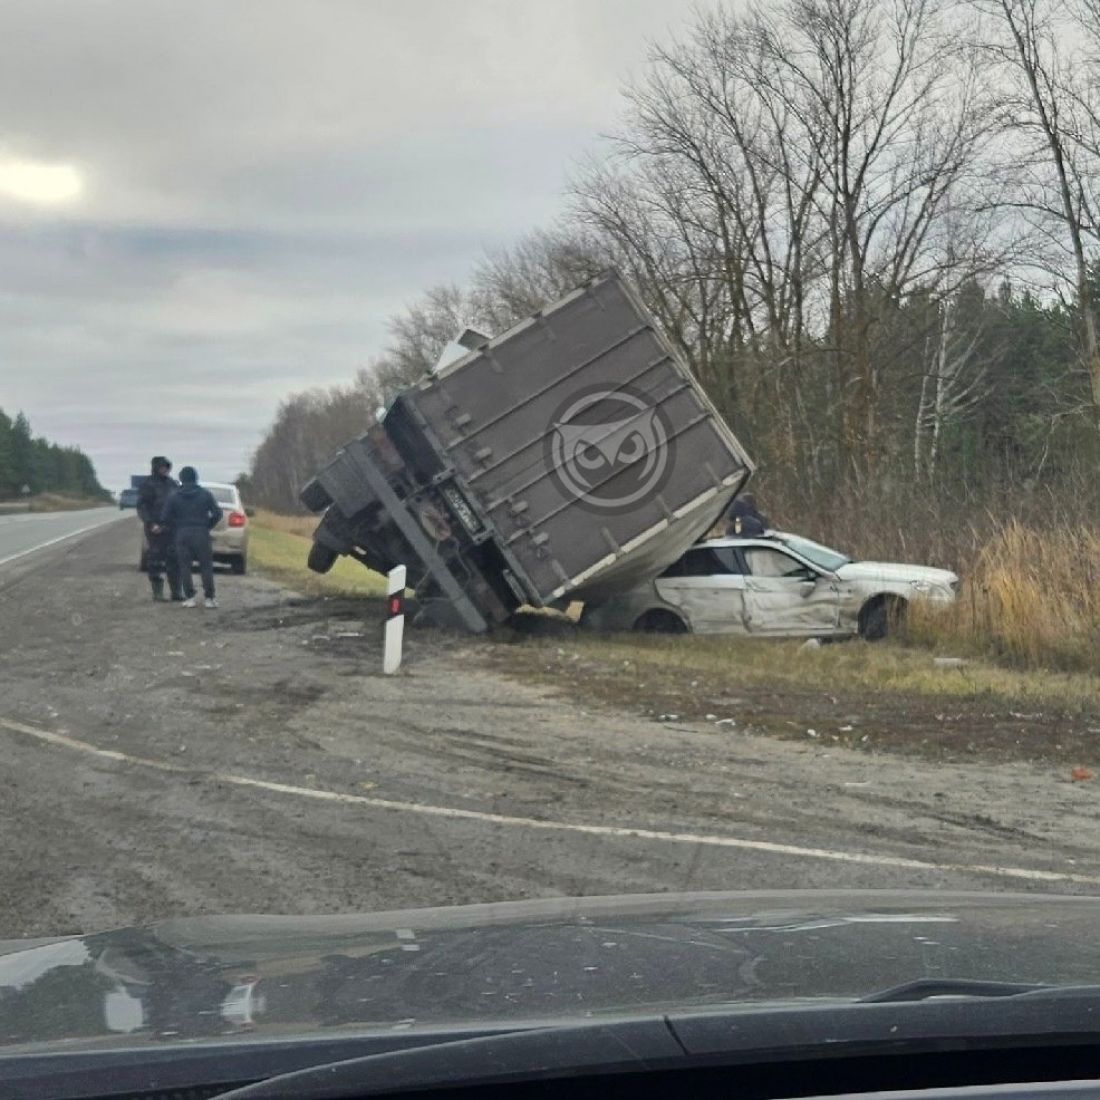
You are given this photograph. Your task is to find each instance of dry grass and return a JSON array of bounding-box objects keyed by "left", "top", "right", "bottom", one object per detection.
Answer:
[
  {"left": 909, "top": 521, "right": 1100, "bottom": 674},
  {"left": 250, "top": 513, "right": 386, "bottom": 597},
  {"left": 26, "top": 493, "right": 112, "bottom": 512},
  {"left": 483, "top": 625, "right": 1100, "bottom": 763},
  {"left": 252, "top": 507, "right": 319, "bottom": 539},
  {"left": 500, "top": 629, "right": 1100, "bottom": 711}
]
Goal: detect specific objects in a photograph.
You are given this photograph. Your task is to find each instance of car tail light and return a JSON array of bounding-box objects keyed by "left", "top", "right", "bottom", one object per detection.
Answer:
[{"left": 227, "top": 511, "right": 247, "bottom": 528}]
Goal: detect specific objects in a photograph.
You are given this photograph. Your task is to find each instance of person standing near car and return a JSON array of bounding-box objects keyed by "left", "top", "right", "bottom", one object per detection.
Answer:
[
  {"left": 137, "top": 455, "right": 182, "bottom": 602},
  {"left": 161, "top": 466, "right": 223, "bottom": 608},
  {"left": 726, "top": 492, "right": 770, "bottom": 537}
]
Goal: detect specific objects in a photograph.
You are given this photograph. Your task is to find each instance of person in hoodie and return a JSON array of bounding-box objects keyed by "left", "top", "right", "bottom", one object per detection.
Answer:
[
  {"left": 161, "top": 466, "right": 223, "bottom": 608},
  {"left": 725, "top": 492, "right": 770, "bottom": 538},
  {"left": 137, "top": 455, "right": 182, "bottom": 602}
]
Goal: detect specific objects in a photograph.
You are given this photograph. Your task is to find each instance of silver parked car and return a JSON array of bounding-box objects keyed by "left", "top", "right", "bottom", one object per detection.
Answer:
[
  {"left": 581, "top": 532, "right": 959, "bottom": 640},
  {"left": 206, "top": 481, "right": 252, "bottom": 574},
  {"left": 138, "top": 481, "right": 252, "bottom": 575}
]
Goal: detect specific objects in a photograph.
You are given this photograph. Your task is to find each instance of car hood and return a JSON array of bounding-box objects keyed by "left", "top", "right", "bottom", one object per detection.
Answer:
[
  {"left": 835, "top": 561, "right": 957, "bottom": 586},
  {"left": 3, "top": 891, "right": 1100, "bottom": 1054}
]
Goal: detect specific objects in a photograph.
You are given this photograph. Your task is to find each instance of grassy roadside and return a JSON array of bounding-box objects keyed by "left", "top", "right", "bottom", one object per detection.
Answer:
[
  {"left": 249, "top": 508, "right": 1100, "bottom": 765},
  {"left": 910, "top": 522, "right": 1100, "bottom": 675},
  {"left": 482, "top": 628, "right": 1100, "bottom": 766},
  {"left": 249, "top": 511, "right": 386, "bottom": 598}
]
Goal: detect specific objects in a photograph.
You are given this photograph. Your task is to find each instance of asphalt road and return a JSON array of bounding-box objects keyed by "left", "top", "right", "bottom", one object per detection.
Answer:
[
  {"left": 0, "top": 506, "right": 126, "bottom": 569},
  {"left": 2, "top": 519, "right": 1100, "bottom": 940}
]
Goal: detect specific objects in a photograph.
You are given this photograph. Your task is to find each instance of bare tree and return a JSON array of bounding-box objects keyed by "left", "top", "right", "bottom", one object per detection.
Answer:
[
  {"left": 913, "top": 282, "right": 995, "bottom": 478},
  {"left": 573, "top": 4, "right": 831, "bottom": 476},
  {"left": 982, "top": 0, "right": 1100, "bottom": 420},
  {"left": 574, "top": 0, "right": 999, "bottom": 489},
  {"left": 471, "top": 227, "right": 608, "bottom": 331},
  {"left": 750, "top": 0, "right": 997, "bottom": 476},
  {"left": 249, "top": 377, "right": 384, "bottom": 511}
]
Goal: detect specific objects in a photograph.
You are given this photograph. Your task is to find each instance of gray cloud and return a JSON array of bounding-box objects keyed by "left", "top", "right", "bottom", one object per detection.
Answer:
[{"left": 1, "top": 0, "right": 695, "bottom": 490}]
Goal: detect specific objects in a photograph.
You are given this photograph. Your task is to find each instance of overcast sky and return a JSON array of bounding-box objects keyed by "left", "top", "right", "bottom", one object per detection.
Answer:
[{"left": 0, "top": 0, "right": 698, "bottom": 492}]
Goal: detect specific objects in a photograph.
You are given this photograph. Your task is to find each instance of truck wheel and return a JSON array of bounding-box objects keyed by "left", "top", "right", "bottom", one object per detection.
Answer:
[
  {"left": 231, "top": 555, "right": 247, "bottom": 575},
  {"left": 307, "top": 542, "right": 338, "bottom": 574},
  {"left": 634, "top": 609, "right": 689, "bottom": 634},
  {"left": 859, "top": 595, "right": 907, "bottom": 641}
]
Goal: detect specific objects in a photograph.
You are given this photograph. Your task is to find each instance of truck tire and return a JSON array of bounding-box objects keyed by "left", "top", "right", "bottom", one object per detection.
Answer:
[
  {"left": 308, "top": 542, "right": 338, "bottom": 575},
  {"left": 634, "top": 608, "right": 689, "bottom": 634},
  {"left": 300, "top": 479, "right": 332, "bottom": 514}
]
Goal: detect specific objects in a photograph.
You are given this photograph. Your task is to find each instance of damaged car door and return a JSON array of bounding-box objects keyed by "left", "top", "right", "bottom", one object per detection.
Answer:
[
  {"left": 655, "top": 546, "right": 748, "bottom": 633},
  {"left": 741, "top": 546, "right": 840, "bottom": 637}
]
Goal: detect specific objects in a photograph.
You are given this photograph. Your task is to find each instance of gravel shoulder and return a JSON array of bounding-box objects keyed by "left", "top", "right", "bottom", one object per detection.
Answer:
[{"left": 2, "top": 520, "right": 1100, "bottom": 939}]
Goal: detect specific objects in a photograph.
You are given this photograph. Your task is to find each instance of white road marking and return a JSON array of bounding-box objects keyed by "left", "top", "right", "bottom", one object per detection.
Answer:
[
  {"left": 3, "top": 715, "right": 1098, "bottom": 888},
  {"left": 0, "top": 512, "right": 126, "bottom": 569}
]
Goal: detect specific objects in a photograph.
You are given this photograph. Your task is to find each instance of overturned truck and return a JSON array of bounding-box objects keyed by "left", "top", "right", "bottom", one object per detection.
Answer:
[{"left": 301, "top": 271, "right": 753, "bottom": 632}]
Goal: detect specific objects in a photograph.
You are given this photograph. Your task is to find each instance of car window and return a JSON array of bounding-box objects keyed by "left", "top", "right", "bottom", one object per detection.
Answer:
[
  {"left": 209, "top": 487, "right": 237, "bottom": 505},
  {"left": 663, "top": 548, "right": 742, "bottom": 577},
  {"left": 779, "top": 534, "right": 850, "bottom": 572},
  {"left": 712, "top": 547, "right": 744, "bottom": 574},
  {"left": 743, "top": 547, "right": 814, "bottom": 579}
]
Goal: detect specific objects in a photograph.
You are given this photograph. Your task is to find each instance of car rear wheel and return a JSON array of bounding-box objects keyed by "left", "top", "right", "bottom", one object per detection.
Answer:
[
  {"left": 633, "top": 608, "right": 689, "bottom": 634},
  {"left": 139, "top": 547, "right": 148, "bottom": 572},
  {"left": 859, "top": 595, "right": 907, "bottom": 641},
  {"left": 231, "top": 555, "right": 247, "bottom": 575}
]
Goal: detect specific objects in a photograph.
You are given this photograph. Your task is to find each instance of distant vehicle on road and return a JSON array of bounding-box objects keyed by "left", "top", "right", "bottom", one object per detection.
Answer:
[
  {"left": 118, "top": 488, "right": 140, "bottom": 510},
  {"left": 138, "top": 481, "right": 253, "bottom": 574},
  {"left": 581, "top": 532, "right": 959, "bottom": 641}
]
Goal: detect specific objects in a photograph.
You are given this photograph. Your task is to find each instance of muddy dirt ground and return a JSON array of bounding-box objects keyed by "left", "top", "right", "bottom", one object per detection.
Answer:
[
  {"left": 482, "top": 634, "right": 1100, "bottom": 766},
  {"left": 3, "top": 519, "right": 1100, "bottom": 939}
]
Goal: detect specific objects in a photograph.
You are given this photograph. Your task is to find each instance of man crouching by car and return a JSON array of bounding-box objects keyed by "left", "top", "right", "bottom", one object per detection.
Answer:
[
  {"left": 137, "top": 455, "right": 182, "bottom": 602},
  {"left": 161, "top": 466, "right": 223, "bottom": 609}
]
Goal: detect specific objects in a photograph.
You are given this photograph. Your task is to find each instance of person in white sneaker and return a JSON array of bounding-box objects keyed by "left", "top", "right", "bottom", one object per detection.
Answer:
[{"left": 161, "top": 467, "right": 223, "bottom": 608}]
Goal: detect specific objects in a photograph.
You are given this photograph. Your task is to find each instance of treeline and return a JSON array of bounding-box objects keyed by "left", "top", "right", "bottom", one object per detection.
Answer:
[
  {"left": 0, "top": 409, "right": 108, "bottom": 501},
  {"left": 249, "top": 0, "right": 1100, "bottom": 562}
]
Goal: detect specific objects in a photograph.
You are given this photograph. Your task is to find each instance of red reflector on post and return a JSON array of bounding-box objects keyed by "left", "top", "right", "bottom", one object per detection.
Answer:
[
  {"left": 227, "top": 511, "right": 247, "bottom": 528},
  {"left": 383, "top": 565, "right": 406, "bottom": 675}
]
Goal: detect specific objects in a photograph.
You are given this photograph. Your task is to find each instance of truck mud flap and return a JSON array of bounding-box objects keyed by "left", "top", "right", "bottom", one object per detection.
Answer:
[{"left": 300, "top": 477, "right": 332, "bottom": 515}]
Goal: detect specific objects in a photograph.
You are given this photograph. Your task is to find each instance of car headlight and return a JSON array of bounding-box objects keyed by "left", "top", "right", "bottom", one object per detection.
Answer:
[{"left": 910, "top": 579, "right": 956, "bottom": 599}]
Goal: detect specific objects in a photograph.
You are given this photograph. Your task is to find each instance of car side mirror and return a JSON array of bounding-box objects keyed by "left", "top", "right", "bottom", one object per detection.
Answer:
[
  {"left": 799, "top": 578, "right": 817, "bottom": 596},
  {"left": 245, "top": 507, "right": 256, "bottom": 518}
]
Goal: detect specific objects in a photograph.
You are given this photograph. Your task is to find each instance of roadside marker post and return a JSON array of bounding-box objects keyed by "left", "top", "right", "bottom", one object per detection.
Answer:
[{"left": 383, "top": 565, "right": 406, "bottom": 675}]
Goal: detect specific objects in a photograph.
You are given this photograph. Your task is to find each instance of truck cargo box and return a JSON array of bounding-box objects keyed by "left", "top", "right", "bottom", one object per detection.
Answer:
[{"left": 301, "top": 271, "right": 753, "bottom": 632}]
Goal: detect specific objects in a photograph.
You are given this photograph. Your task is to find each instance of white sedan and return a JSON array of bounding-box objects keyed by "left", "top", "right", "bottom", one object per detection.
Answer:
[{"left": 580, "top": 533, "right": 959, "bottom": 640}]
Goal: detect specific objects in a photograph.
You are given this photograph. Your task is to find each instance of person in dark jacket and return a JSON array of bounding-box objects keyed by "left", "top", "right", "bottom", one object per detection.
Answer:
[
  {"left": 161, "top": 466, "right": 223, "bottom": 608},
  {"left": 137, "top": 456, "right": 181, "bottom": 602},
  {"left": 726, "top": 492, "right": 770, "bottom": 538}
]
